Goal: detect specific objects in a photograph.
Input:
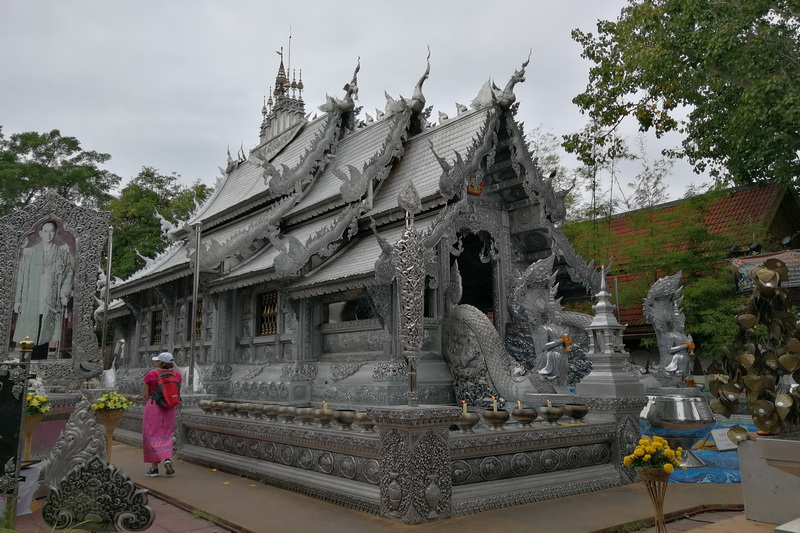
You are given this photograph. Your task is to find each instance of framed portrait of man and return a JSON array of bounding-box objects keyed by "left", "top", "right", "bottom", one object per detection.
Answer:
[
  {"left": 0, "top": 191, "right": 109, "bottom": 386},
  {"left": 12, "top": 219, "right": 77, "bottom": 359}
]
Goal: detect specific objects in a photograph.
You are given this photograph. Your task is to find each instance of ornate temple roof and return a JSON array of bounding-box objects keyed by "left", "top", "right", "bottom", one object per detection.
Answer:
[{"left": 111, "top": 54, "right": 582, "bottom": 300}]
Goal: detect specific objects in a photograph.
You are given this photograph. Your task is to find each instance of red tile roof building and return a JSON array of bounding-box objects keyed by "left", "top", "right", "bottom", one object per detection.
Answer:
[{"left": 564, "top": 183, "right": 800, "bottom": 343}]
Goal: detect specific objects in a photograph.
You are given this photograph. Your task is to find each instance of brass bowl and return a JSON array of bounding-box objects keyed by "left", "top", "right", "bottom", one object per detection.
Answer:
[
  {"left": 482, "top": 409, "right": 510, "bottom": 430},
  {"left": 564, "top": 403, "right": 588, "bottom": 423},
  {"left": 294, "top": 407, "right": 315, "bottom": 426},
  {"left": 335, "top": 409, "right": 357, "bottom": 430},
  {"left": 234, "top": 403, "right": 252, "bottom": 418},
  {"left": 511, "top": 407, "right": 538, "bottom": 427},
  {"left": 248, "top": 403, "right": 265, "bottom": 419},
  {"left": 539, "top": 406, "right": 564, "bottom": 425},
  {"left": 313, "top": 408, "right": 335, "bottom": 427},
  {"left": 354, "top": 411, "right": 376, "bottom": 433},
  {"left": 277, "top": 405, "right": 297, "bottom": 423},
  {"left": 262, "top": 404, "right": 280, "bottom": 421},
  {"left": 455, "top": 412, "right": 480, "bottom": 433}
]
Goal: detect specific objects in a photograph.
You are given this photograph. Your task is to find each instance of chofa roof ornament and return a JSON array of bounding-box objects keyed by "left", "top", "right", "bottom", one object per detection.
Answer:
[{"left": 471, "top": 51, "right": 531, "bottom": 111}]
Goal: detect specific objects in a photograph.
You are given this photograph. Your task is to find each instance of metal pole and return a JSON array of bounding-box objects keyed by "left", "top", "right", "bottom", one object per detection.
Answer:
[
  {"left": 188, "top": 222, "right": 202, "bottom": 391},
  {"left": 101, "top": 226, "right": 114, "bottom": 368},
  {"left": 614, "top": 275, "right": 621, "bottom": 323}
]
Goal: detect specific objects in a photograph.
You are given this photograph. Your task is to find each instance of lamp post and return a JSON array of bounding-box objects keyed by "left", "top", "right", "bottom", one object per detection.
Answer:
[
  {"left": 100, "top": 226, "right": 113, "bottom": 368},
  {"left": 187, "top": 222, "right": 202, "bottom": 391}
]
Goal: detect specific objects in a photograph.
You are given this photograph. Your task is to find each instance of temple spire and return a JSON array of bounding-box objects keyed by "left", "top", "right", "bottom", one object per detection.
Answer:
[{"left": 260, "top": 42, "right": 307, "bottom": 144}]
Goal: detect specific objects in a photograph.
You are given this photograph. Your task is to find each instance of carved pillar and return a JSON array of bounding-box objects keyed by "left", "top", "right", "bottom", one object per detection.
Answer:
[
  {"left": 214, "top": 292, "right": 231, "bottom": 364},
  {"left": 369, "top": 406, "right": 459, "bottom": 524}
]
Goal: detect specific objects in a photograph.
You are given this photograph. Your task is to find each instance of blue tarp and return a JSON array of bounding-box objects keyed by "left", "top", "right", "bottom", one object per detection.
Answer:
[{"left": 640, "top": 416, "right": 757, "bottom": 484}]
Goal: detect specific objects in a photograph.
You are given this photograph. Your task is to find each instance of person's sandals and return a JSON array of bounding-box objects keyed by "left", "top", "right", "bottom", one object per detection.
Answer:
[
  {"left": 145, "top": 468, "right": 159, "bottom": 477},
  {"left": 164, "top": 459, "right": 175, "bottom": 476}
]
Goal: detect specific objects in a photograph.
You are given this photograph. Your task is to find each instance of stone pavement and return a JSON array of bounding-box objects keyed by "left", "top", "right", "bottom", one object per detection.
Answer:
[{"left": 13, "top": 441, "right": 777, "bottom": 533}]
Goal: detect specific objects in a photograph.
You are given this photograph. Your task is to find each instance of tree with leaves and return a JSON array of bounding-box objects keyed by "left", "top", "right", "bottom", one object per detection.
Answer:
[
  {"left": 562, "top": 189, "right": 765, "bottom": 360},
  {"left": 565, "top": 0, "right": 800, "bottom": 186},
  {"left": 108, "top": 167, "right": 212, "bottom": 279},
  {"left": 0, "top": 126, "right": 121, "bottom": 215}
]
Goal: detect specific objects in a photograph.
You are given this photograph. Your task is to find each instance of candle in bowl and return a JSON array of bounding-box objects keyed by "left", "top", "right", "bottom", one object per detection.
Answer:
[
  {"left": 517, "top": 400, "right": 522, "bottom": 409},
  {"left": 461, "top": 400, "right": 467, "bottom": 414},
  {"left": 492, "top": 396, "right": 498, "bottom": 412}
]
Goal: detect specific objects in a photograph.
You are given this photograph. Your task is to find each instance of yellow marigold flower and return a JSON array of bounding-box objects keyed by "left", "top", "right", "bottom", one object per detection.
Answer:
[
  {"left": 653, "top": 436, "right": 666, "bottom": 443},
  {"left": 639, "top": 438, "right": 649, "bottom": 446},
  {"left": 634, "top": 448, "right": 645, "bottom": 457},
  {"left": 98, "top": 403, "right": 105, "bottom": 409},
  {"left": 623, "top": 456, "right": 633, "bottom": 466},
  {"left": 663, "top": 464, "right": 674, "bottom": 474},
  {"left": 664, "top": 450, "right": 674, "bottom": 460},
  {"left": 646, "top": 446, "right": 656, "bottom": 454},
  {"left": 643, "top": 454, "right": 651, "bottom": 461},
  {"left": 677, "top": 446, "right": 683, "bottom": 452}
]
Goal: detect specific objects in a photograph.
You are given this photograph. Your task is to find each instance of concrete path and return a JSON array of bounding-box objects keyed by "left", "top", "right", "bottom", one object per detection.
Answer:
[{"left": 14, "top": 441, "right": 775, "bottom": 533}]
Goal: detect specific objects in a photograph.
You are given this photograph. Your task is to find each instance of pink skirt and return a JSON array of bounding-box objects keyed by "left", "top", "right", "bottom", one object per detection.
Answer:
[{"left": 142, "top": 399, "right": 177, "bottom": 463}]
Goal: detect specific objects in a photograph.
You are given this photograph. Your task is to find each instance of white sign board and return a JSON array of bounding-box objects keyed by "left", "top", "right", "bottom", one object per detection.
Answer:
[{"left": 711, "top": 428, "right": 739, "bottom": 451}]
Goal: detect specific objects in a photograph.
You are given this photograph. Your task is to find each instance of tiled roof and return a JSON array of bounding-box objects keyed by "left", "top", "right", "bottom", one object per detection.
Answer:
[
  {"left": 370, "top": 108, "right": 490, "bottom": 215},
  {"left": 287, "top": 117, "right": 397, "bottom": 217},
  {"left": 190, "top": 116, "right": 329, "bottom": 226},
  {"left": 287, "top": 223, "right": 407, "bottom": 295},
  {"left": 604, "top": 184, "right": 783, "bottom": 249}
]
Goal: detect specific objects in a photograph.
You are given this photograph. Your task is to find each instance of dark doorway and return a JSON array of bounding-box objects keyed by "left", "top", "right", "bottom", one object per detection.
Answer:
[{"left": 451, "top": 232, "right": 494, "bottom": 315}]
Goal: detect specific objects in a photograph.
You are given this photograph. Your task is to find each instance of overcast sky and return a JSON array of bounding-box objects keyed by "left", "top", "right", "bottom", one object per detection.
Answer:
[{"left": 1, "top": 1, "right": 709, "bottom": 204}]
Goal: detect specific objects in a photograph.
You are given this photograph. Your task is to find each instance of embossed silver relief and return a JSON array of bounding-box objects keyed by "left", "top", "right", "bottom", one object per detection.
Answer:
[
  {"left": 43, "top": 397, "right": 107, "bottom": 488},
  {"left": 391, "top": 183, "right": 426, "bottom": 406},
  {"left": 42, "top": 456, "right": 155, "bottom": 531},
  {"left": 0, "top": 192, "right": 108, "bottom": 380}
]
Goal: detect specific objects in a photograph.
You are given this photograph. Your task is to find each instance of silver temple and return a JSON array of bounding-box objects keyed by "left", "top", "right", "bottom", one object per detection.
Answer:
[{"left": 100, "top": 52, "right": 645, "bottom": 523}]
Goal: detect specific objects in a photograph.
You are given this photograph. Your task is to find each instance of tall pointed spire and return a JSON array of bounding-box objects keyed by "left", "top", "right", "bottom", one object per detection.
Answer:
[
  {"left": 260, "top": 41, "right": 307, "bottom": 144},
  {"left": 576, "top": 265, "right": 645, "bottom": 397}
]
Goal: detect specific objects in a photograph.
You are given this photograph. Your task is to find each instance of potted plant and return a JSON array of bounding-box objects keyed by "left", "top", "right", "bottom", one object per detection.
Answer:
[
  {"left": 23, "top": 393, "right": 51, "bottom": 461},
  {"left": 623, "top": 435, "right": 684, "bottom": 533},
  {"left": 91, "top": 391, "right": 132, "bottom": 459}
]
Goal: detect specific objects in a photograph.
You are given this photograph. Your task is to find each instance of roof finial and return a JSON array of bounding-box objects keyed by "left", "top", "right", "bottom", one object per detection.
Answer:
[
  {"left": 343, "top": 57, "right": 360, "bottom": 104},
  {"left": 410, "top": 47, "right": 431, "bottom": 114},
  {"left": 496, "top": 50, "right": 531, "bottom": 111}
]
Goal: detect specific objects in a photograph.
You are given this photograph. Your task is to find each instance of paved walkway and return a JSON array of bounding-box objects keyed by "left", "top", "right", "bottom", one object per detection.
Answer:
[{"left": 14, "top": 442, "right": 776, "bottom": 533}]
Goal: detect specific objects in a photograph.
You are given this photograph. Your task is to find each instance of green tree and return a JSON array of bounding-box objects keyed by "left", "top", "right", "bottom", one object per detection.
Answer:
[
  {"left": 565, "top": 0, "right": 800, "bottom": 186},
  {"left": 108, "top": 167, "right": 212, "bottom": 279},
  {"left": 626, "top": 135, "right": 673, "bottom": 210},
  {"left": 0, "top": 126, "right": 121, "bottom": 215},
  {"left": 562, "top": 190, "right": 763, "bottom": 359}
]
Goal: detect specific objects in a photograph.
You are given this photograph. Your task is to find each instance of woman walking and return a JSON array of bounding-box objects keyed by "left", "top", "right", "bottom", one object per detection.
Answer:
[{"left": 142, "top": 352, "right": 182, "bottom": 477}]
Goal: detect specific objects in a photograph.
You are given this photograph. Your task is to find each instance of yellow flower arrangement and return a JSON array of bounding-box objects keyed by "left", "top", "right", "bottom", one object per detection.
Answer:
[
  {"left": 623, "top": 435, "right": 684, "bottom": 473},
  {"left": 91, "top": 392, "right": 132, "bottom": 411},
  {"left": 25, "top": 393, "right": 52, "bottom": 415}
]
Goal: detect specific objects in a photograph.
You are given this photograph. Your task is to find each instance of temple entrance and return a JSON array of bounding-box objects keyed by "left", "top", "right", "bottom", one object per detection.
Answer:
[{"left": 451, "top": 232, "right": 495, "bottom": 319}]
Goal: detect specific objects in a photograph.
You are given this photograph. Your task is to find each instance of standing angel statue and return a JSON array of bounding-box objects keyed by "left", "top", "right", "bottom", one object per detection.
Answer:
[
  {"left": 511, "top": 255, "right": 589, "bottom": 393},
  {"left": 643, "top": 271, "right": 695, "bottom": 387}
]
